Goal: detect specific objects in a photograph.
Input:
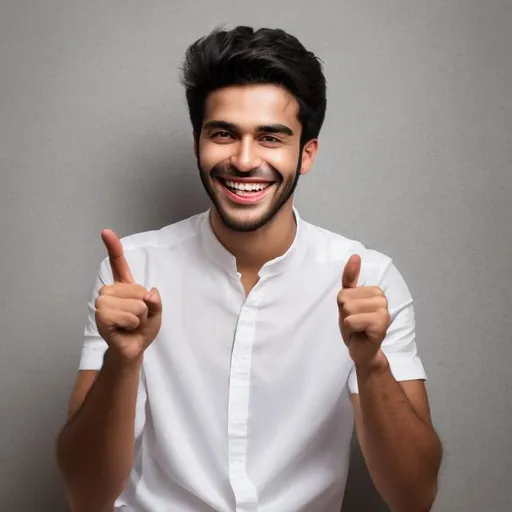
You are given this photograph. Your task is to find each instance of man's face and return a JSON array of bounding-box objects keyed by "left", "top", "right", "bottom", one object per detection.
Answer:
[{"left": 196, "top": 84, "right": 315, "bottom": 232}]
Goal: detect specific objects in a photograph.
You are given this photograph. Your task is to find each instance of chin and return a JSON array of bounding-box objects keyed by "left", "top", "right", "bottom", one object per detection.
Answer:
[{"left": 216, "top": 205, "right": 274, "bottom": 233}]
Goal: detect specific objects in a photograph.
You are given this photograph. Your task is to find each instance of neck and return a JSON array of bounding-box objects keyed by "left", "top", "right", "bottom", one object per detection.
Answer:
[{"left": 210, "top": 202, "right": 297, "bottom": 274}]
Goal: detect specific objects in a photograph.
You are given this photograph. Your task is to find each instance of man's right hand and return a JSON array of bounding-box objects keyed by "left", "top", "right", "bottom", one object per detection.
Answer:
[{"left": 95, "top": 229, "right": 162, "bottom": 364}]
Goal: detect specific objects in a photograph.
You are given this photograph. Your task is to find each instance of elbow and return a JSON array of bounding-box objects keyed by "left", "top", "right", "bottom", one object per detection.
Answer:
[
  {"left": 417, "top": 482, "right": 439, "bottom": 512},
  {"left": 55, "top": 429, "right": 71, "bottom": 486},
  {"left": 63, "top": 483, "right": 117, "bottom": 512},
  {"left": 59, "top": 478, "right": 119, "bottom": 512},
  {"left": 424, "top": 478, "right": 440, "bottom": 511},
  {"left": 403, "top": 435, "right": 442, "bottom": 511},
  {"left": 389, "top": 433, "right": 443, "bottom": 511},
  {"left": 67, "top": 497, "right": 115, "bottom": 512},
  {"left": 392, "top": 479, "right": 439, "bottom": 512},
  {"left": 55, "top": 435, "right": 118, "bottom": 512}
]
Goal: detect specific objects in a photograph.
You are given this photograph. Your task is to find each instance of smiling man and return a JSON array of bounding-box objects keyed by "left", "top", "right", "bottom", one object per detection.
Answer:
[
  {"left": 56, "top": 26, "right": 442, "bottom": 512},
  {"left": 198, "top": 91, "right": 303, "bottom": 234}
]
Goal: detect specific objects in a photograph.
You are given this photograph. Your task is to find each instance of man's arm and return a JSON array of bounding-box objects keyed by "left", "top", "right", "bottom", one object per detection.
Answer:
[
  {"left": 56, "top": 229, "right": 163, "bottom": 512},
  {"left": 56, "top": 353, "right": 142, "bottom": 512},
  {"left": 339, "top": 254, "right": 442, "bottom": 511},
  {"left": 351, "top": 360, "right": 442, "bottom": 512}
]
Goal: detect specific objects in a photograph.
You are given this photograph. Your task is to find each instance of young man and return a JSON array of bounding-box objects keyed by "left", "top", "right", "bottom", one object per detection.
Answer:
[{"left": 57, "top": 26, "right": 442, "bottom": 512}]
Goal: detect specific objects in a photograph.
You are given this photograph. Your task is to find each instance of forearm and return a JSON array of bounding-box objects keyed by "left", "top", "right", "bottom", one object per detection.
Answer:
[
  {"left": 355, "top": 355, "right": 442, "bottom": 512},
  {"left": 56, "top": 349, "right": 141, "bottom": 512}
]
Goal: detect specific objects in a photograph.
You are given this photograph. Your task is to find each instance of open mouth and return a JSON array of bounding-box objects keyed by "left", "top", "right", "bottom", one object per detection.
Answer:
[{"left": 215, "top": 178, "right": 276, "bottom": 204}]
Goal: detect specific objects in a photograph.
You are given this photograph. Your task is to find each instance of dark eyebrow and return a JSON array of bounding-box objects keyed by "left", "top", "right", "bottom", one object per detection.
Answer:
[
  {"left": 255, "top": 124, "right": 294, "bottom": 136},
  {"left": 202, "top": 120, "right": 239, "bottom": 132},
  {"left": 202, "top": 120, "right": 294, "bottom": 137}
]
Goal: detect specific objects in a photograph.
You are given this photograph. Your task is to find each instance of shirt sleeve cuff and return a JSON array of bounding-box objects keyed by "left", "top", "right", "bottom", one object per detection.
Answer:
[
  {"left": 78, "top": 342, "right": 108, "bottom": 371},
  {"left": 348, "top": 354, "right": 427, "bottom": 394}
]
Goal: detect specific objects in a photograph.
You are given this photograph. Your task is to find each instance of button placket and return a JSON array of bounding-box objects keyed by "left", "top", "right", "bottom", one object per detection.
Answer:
[{"left": 227, "top": 294, "right": 259, "bottom": 509}]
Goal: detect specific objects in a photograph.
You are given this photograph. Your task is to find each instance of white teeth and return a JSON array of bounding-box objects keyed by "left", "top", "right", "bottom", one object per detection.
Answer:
[{"left": 225, "top": 180, "right": 270, "bottom": 192}]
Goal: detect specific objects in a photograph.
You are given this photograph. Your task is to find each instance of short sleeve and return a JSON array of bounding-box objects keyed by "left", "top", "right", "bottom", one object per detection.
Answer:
[
  {"left": 348, "top": 259, "right": 427, "bottom": 394},
  {"left": 79, "top": 257, "right": 113, "bottom": 370}
]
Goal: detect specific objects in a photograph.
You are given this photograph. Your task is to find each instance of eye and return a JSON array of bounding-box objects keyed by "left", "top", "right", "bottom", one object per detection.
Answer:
[
  {"left": 260, "top": 135, "right": 281, "bottom": 144},
  {"left": 212, "top": 131, "right": 234, "bottom": 140}
]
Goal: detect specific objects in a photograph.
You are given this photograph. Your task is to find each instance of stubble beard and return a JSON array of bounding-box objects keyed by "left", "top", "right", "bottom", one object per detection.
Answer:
[{"left": 197, "top": 153, "right": 303, "bottom": 233}]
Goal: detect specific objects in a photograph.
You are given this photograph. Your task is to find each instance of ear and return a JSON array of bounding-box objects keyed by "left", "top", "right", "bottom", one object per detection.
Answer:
[
  {"left": 299, "top": 139, "right": 319, "bottom": 176},
  {"left": 193, "top": 131, "right": 198, "bottom": 158}
]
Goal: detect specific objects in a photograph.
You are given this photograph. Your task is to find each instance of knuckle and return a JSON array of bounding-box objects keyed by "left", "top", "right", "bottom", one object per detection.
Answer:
[
  {"left": 373, "top": 286, "right": 385, "bottom": 297},
  {"left": 377, "top": 296, "right": 388, "bottom": 309},
  {"left": 94, "top": 308, "right": 107, "bottom": 323},
  {"left": 128, "top": 313, "right": 141, "bottom": 329},
  {"left": 122, "top": 283, "right": 147, "bottom": 299},
  {"left": 133, "top": 284, "right": 148, "bottom": 297},
  {"left": 95, "top": 295, "right": 107, "bottom": 308},
  {"left": 342, "top": 302, "right": 353, "bottom": 316},
  {"left": 136, "top": 300, "right": 149, "bottom": 316},
  {"left": 378, "top": 309, "right": 390, "bottom": 326},
  {"left": 98, "top": 285, "right": 113, "bottom": 296}
]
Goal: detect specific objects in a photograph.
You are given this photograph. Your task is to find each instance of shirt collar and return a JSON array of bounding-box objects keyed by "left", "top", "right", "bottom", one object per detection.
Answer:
[{"left": 199, "top": 206, "right": 305, "bottom": 278}]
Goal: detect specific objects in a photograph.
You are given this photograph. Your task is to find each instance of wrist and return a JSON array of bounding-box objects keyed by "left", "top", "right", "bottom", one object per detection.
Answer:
[
  {"left": 355, "top": 350, "right": 389, "bottom": 379},
  {"left": 103, "top": 348, "right": 143, "bottom": 374}
]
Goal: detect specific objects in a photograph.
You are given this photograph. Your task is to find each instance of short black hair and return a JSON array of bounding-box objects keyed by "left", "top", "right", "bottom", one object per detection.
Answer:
[{"left": 181, "top": 26, "right": 327, "bottom": 144}]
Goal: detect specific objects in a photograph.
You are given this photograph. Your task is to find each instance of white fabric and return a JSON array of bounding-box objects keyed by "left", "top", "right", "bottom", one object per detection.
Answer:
[{"left": 79, "top": 207, "right": 426, "bottom": 512}]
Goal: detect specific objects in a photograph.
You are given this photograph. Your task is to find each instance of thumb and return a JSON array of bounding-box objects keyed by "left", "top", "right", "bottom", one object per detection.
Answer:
[
  {"left": 342, "top": 254, "right": 361, "bottom": 289},
  {"left": 101, "top": 229, "right": 134, "bottom": 284},
  {"left": 144, "top": 287, "right": 162, "bottom": 317}
]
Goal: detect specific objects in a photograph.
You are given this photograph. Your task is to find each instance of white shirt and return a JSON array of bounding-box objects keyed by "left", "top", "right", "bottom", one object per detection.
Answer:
[{"left": 79, "top": 207, "right": 426, "bottom": 512}]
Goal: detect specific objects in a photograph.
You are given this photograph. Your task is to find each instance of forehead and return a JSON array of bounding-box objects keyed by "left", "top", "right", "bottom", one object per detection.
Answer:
[{"left": 203, "top": 84, "right": 300, "bottom": 130}]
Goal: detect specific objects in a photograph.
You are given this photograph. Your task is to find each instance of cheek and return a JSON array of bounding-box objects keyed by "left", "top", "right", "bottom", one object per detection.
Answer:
[
  {"left": 199, "top": 140, "right": 231, "bottom": 170},
  {"left": 199, "top": 139, "right": 300, "bottom": 176},
  {"left": 267, "top": 149, "right": 300, "bottom": 175}
]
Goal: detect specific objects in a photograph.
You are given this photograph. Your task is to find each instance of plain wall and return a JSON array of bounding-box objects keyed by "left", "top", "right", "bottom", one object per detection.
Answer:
[{"left": 1, "top": 1, "right": 511, "bottom": 510}]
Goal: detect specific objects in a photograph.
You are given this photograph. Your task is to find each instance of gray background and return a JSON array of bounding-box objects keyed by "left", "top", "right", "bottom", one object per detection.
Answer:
[{"left": 1, "top": 0, "right": 511, "bottom": 510}]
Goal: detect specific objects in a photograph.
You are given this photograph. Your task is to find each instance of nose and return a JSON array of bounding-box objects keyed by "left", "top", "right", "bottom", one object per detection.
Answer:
[{"left": 229, "top": 137, "right": 262, "bottom": 173}]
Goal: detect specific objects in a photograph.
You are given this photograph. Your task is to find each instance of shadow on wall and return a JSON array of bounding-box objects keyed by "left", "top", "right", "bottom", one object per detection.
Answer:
[{"left": 341, "top": 431, "right": 389, "bottom": 511}]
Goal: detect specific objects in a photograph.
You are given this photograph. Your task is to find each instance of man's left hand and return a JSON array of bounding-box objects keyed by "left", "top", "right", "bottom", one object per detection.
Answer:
[{"left": 338, "top": 254, "right": 391, "bottom": 369}]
